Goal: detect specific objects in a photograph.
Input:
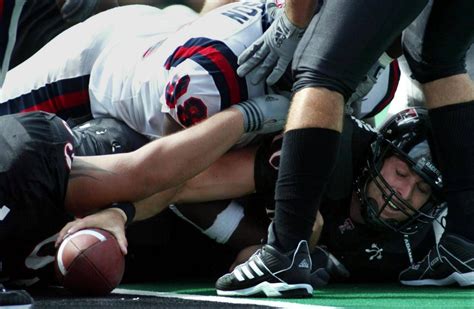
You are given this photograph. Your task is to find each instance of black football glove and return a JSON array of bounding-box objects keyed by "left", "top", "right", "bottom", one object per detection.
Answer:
[{"left": 310, "top": 246, "right": 350, "bottom": 288}]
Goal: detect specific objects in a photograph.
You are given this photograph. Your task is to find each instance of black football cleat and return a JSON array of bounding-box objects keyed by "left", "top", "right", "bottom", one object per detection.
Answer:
[
  {"left": 216, "top": 240, "right": 313, "bottom": 297},
  {"left": 0, "top": 285, "right": 33, "bottom": 309},
  {"left": 399, "top": 233, "right": 474, "bottom": 287}
]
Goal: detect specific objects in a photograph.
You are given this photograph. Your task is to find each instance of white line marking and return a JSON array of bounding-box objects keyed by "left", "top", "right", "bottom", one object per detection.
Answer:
[{"left": 113, "top": 288, "right": 337, "bottom": 308}]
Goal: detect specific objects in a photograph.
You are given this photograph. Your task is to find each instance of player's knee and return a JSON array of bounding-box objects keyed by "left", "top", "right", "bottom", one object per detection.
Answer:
[
  {"left": 404, "top": 46, "right": 469, "bottom": 84},
  {"left": 292, "top": 69, "right": 354, "bottom": 102}
]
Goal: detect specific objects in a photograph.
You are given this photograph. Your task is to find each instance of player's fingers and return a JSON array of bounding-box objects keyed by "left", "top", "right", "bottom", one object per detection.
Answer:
[
  {"left": 238, "top": 39, "right": 263, "bottom": 65},
  {"left": 237, "top": 42, "right": 268, "bottom": 77},
  {"left": 55, "top": 220, "right": 79, "bottom": 247},
  {"left": 113, "top": 229, "right": 128, "bottom": 255},
  {"left": 251, "top": 53, "right": 278, "bottom": 85},
  {"left": 266, "top": 59, "right": 290, "bottom": 86},
  {"left": 68, "top": 219, "right": 93, "bottom": 235}
]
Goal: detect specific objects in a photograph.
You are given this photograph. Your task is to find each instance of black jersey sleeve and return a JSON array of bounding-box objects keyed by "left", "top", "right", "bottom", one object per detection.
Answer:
[{"left": 0, "top": 112, "right": 75, "bottom": 287}]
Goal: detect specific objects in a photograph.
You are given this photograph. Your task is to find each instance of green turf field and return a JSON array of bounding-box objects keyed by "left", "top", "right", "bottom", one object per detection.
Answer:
[{"left": 118, "top": 282, "right": 474, "bottom": 308}]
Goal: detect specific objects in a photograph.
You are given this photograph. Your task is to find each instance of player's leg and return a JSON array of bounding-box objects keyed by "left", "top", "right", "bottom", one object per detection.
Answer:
[
  {"left": 399, "top": 0, "right": 474, "bottom": 287},
  {"left": 216, "top": 0, "right": 429, "bottom": 297}
]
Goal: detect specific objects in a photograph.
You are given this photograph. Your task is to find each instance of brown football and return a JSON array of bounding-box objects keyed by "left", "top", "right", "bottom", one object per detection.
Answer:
[{"left": 55, "top": 228, "right": 125, "bottom": 296}]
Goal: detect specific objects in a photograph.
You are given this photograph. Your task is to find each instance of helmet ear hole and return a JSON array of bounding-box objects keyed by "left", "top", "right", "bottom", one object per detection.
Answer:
[{"left": 356, "top": 107, "right": 445, "bottom": 235}]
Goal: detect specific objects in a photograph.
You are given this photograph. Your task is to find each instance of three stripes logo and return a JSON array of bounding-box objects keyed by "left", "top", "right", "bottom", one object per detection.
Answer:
[
  {"left": 233, "top": 260, "right": 265, "bottom": 281},
  {"left": 231, "top": 255, "right": 310, "bottom": 282},
  {"left": 236, "top": 100, "right": 263, "bottom": 132},
  {"left": 0, "top": 205, "right": 10, "bottom": 221}
]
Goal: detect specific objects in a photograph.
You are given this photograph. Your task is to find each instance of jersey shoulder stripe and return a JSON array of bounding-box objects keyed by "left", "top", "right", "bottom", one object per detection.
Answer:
[
  {"left": 164, "top": 37, "right": 248, "bottom": 109},
  {"left": 0, "top": 75, "right": 91, "bottom": 119}
]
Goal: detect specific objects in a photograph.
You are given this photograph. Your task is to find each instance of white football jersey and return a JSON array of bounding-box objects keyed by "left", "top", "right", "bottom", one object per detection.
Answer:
[
  {"left": 90, "top": 1, "right": 269, "bottom": 138},
  {"left": 0, "top": 1, "right": 399, "bottom": 139},
  {"left": 0, "top": 4, "right": 198, "bottom": 121}
]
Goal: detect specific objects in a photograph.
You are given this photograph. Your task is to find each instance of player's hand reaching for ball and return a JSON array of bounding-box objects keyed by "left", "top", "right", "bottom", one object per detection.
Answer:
[{"left": 55, "top": 208, "right": 128, "bottom": 255}]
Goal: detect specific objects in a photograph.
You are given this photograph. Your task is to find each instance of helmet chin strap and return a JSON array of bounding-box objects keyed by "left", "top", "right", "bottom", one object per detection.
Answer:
[
  {"left": 364, "top": 197, "right": 401, "bottom": 232},
  {"left": 363, "top": 197, "right": 385, "bottom": 230},
  {"left": 366, "top": 197, "right": 379, "bottom": 216}
]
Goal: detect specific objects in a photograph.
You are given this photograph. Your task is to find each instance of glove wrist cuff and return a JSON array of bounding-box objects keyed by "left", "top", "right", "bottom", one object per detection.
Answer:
[{"left": 282, "top": 12, "right": 306, "bottom": 33}]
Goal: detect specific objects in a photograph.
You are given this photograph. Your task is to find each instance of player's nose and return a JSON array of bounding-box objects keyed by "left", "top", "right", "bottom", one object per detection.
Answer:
[{"left": 396, "top": 177, "right": 416, "bottom": 201}]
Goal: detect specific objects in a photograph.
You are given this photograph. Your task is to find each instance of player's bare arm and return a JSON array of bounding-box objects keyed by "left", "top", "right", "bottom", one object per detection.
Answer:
[
  {"left": 57, "top": 145, "right": 258, "bottom": 253},
  {"left": 65, "top": 107, "right": 244, "bottom": 214},
  {"left": 65, "top": 94, "right": 290, "bottom": 214},
  {"left": 174, "top": 146, "right": 258, "bottom": 204},
  {"left": 200, "top": 0, "right": 237, "bottom": 15},
  {"left": 60, "top": 93, "right": 290, "bottom": 253},
  {"left": 285, "top": 0, "right": 318, "bottom": 28}
]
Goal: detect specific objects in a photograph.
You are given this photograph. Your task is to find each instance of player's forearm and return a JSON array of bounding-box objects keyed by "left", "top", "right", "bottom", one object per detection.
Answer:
[
  {"left": 128, "top": 146, "right": 257, "bottom": 222},
  {"left": 132, "top": 187, "right": 181, "bottom": 222},
  {"left": 129, "top": 107, "right": 245, "bottom": 196},
  {"left": 65, "top": 108, "right": 244, "bottom": 213},
  {"left": 127, "top": 146, "right": 257, "bottom": 222},
  {"left": 285, "top": 0, "right": 318, "bottom": 28},
  {"left": 173, "top": 146, "right": 257, "bottom": 204}
]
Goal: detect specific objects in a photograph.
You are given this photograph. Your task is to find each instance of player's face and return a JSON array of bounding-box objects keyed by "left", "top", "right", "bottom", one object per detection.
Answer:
[{"left": 366, "top": 155, "right": 431, "bottom": 222}]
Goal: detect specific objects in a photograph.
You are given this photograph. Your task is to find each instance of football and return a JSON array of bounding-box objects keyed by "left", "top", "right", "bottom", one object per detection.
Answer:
[{"left": 55, "top": 228, "right": 125, "bottom": 295}]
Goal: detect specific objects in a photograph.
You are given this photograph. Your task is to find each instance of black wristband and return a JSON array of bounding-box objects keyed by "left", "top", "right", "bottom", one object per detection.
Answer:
[{"left": 108, "top": 202, "right": 136, "bottom": 226}]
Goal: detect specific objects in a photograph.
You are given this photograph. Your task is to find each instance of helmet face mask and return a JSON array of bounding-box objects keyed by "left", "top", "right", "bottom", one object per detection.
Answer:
[{"left": 356, "top": 108, "right": 445, "bottom": 235}]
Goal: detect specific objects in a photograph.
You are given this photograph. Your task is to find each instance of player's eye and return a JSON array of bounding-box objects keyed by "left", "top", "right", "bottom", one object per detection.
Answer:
[
  {"left": 417, "top": 182, "right": 431, "bottom": 195},
  {"left": 396, "top": 169, "right": 408, "bottom": 178}
]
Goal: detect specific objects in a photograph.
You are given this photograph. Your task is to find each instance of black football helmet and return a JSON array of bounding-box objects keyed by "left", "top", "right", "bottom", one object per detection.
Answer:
[{"left": 355, "top": 107, "right": 445, "bottom": 235}]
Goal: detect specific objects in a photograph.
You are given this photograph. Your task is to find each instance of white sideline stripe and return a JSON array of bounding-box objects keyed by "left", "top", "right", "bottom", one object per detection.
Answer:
[
  {"left": 113, "top": 288, "right": 337, "bottom": 308},
  {"left": 241, "top": 265, "right": 255, "bottom": 279},
  {"left": 249, "top": 260, "right": 264, "bottom": 276}
]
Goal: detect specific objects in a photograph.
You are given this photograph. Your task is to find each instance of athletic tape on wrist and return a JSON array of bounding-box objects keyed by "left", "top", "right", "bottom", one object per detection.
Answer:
[{"left": 107, "top": 202, "right": 136, "bottom": 226}]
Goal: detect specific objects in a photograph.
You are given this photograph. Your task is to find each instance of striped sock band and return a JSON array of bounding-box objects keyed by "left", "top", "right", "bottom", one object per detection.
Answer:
[{"left": 234, "top": 100, "right": 263, "bottom": 132}]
